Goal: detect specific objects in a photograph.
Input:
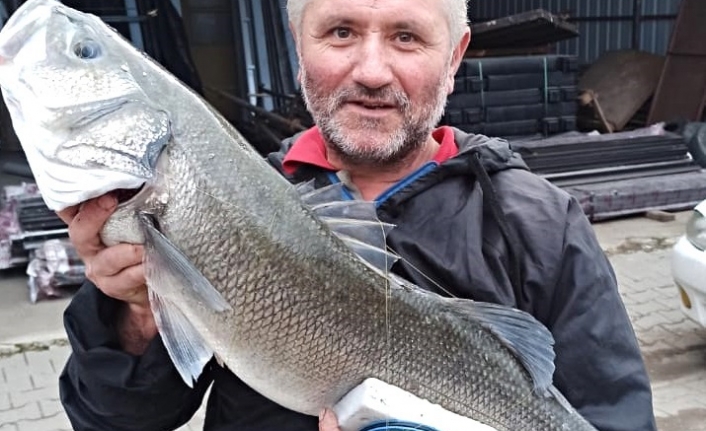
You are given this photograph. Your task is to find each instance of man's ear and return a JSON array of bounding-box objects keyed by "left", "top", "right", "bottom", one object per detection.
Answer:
[{"left": 447, "top": 28, "right": 471, "bottom": 94}]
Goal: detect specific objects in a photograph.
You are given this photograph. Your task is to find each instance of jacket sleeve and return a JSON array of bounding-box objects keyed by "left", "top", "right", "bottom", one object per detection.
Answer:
[
  {"left": 547, "top": 198, "right": 657, "bottom": 431},
  {"left": 59, "top": 282, "right": 213, "bottom": 431}
]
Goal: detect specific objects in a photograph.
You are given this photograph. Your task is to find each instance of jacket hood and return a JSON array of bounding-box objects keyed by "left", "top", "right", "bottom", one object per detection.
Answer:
[{"left": 450, "top": 128, "right": 529, "bottom": 174}]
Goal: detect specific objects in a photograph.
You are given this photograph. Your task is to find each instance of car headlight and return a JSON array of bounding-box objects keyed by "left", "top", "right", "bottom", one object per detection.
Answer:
[{"left": 686, "top": 209, "right": 706, "bottom": 250}]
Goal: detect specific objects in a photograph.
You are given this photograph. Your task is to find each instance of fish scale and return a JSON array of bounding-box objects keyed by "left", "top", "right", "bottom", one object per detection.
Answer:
[{"left": 0, "top": 0, "right": 598, "bottom": 429}]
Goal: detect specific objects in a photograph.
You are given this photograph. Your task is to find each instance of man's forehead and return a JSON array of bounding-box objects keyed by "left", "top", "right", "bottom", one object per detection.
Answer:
[{"left": 303, "top": 0, "right": 443, "bottom": 22}]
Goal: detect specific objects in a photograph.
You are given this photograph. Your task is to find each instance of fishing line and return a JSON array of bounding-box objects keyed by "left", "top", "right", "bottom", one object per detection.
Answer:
[
  {"left": 383, "top": 246, "right": 459, "bottom": 300},
  {"left": 381, "top": 217, "right": 393, "bottom": 429}
]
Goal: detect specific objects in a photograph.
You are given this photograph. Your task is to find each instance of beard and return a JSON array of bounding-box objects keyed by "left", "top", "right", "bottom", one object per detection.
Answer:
[{"left": 300, "top": 64, "right": 450, "bottom": 168}]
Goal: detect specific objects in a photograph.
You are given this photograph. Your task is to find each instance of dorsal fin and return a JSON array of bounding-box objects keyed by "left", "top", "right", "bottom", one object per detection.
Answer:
[
  {"left": 299, "top": 182, "right": 347, "bottom": 206},
  {"left": 294, "top": 179, "right": 316, "bottom": 197},
  {"left": 311, "top": 200, "right": 379, "bottom": 220},
  {"left": 296, "top": 182, "right": 397, "bottom": 274},
  {"left": 336, "top": 233, "right": 399, "bottom": 273},
  {"left": 320, "top": 217, "right": 394, "bottom": 251}
]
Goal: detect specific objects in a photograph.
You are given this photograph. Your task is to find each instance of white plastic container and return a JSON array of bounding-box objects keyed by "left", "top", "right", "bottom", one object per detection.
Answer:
[{"left": 333, "top": 378, "right": 498, "bottom": 431}]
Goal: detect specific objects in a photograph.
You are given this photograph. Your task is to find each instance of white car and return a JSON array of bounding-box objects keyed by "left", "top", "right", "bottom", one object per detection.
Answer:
[{"left": 672, "top": 200, "right": 706, "bottom": 327}]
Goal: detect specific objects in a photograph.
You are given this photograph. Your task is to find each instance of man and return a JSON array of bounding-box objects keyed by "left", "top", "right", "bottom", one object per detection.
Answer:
[{"left": 57, "top": 0, "right": 658, "bottom": 430}]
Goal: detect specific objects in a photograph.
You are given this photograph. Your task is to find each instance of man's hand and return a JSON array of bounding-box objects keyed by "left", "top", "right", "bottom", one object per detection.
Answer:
[
  {"left": 57, "top": 194, "right": 147, "bottom": 306},
  {"left": 57, "top": 194, "right": 157, "bottom": 354},
  {"left": 319, "top": 409, "right": 341, "bottom": 431}
]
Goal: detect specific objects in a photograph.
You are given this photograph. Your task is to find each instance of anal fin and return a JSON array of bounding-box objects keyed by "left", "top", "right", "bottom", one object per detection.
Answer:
[{"left": 443, "top": 299, "right": 556, "bottom": 397}]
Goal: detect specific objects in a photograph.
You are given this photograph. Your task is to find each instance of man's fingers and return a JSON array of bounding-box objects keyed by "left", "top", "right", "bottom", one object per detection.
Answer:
[
  {"left": 56, "top": 205, "right": 79, "bottom": 226},
  {"left": 87, "top": 244, "right": 144, "bottom": 278},
  {"left": 318, "top": 408, "right": 341, "bottom": 431},
  {"left": 93, "top": 264, "right": 148, "bottom": 305},
  {"left": 67, "top": 194, "right": 117, "bottom": 253}
]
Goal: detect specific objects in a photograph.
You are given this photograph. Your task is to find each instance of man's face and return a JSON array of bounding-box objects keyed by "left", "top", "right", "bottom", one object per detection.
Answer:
[{"left": 296, "top": 0, "right": 468, "bottom": 167}]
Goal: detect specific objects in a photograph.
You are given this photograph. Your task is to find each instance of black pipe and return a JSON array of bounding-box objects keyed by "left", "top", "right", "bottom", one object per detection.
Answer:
[
  {"left": 99, "top": 15, "right": 150, "bottom": 24},
  {"left": 473, "top": 14, "right": 677, "bottom": 23},
  {"left": 205, "top": 86, "right": 306, "bottom": 133},
  {"left": 2, "top": 161, "right": 34, "bottom": 179},
  {"left": 632, "top": 0, "right": 643, "bottom": 50},
  {"left": 565, "top": 14, "right": 676, "bottom": 23}
]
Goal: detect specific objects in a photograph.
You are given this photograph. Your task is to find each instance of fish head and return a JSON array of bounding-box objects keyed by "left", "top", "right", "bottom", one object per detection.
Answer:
[{"left": 0, "top": 0, "right": 169, "bottom": 211}]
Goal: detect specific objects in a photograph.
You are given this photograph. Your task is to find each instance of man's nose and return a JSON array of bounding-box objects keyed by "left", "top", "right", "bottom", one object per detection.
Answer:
[{"left": 350, "top": 39, "right": 394, "bottom": 90}]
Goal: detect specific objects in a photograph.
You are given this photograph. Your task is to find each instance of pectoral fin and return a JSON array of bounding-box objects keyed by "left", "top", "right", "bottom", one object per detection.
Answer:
[
  {"left": 139, "top": 214, "right": 232, "bottom": 387},
  {"left": 148, "top": 292, "right": 213, "bottom": 387}
]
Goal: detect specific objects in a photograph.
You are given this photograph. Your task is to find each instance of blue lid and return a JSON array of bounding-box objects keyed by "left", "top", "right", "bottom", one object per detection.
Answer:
[{"left": 360, "top": 420, "right": 440, "bottom": 431}]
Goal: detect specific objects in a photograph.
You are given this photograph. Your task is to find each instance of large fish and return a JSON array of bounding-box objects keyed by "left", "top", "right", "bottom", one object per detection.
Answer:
[{"left": 0, "top": 1, "right": 598, "bottom": 430}]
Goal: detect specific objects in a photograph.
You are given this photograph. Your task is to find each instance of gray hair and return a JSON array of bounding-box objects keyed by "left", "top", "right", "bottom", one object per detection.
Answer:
[{"left": 286, "top": 0, "right": 470, "bottom": 46}]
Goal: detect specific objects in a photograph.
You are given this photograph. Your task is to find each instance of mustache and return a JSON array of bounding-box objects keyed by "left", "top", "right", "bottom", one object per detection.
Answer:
[{"left": 330, "top": 85, "right": 410, "bottom": 111}]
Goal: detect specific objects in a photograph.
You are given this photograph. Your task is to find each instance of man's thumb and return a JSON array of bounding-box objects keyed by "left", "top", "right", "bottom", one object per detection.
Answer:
[{"left": 318, "top": 408, "right": 340, "bottom": 431}]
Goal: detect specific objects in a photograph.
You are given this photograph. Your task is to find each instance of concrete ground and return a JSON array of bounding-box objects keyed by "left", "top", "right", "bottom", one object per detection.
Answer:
[
  {"left": 0, "top": 211, "right": 705, "bottom": 430},
  {"left": 595, "top": 213, "right": 706, "bottom": 431}
]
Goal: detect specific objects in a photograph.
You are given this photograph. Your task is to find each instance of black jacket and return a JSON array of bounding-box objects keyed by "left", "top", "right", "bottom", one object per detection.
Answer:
[{"left": 59, "top": 129, "right": 657, "bottom": 431}]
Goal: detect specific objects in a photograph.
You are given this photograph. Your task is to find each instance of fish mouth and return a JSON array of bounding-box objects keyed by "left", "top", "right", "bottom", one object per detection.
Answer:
[
  {"left": 71, "top": 183, "right": 149, "bottom": 210},
  {"left": 31, "top": 141, "right": 162, "bottom": 212},
  {"left": 113, "top": 185, "right": 145, "bottom": 206}
]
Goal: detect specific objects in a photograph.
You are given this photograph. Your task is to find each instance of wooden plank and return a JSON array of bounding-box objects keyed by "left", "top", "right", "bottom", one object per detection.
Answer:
[
  {"left": 645, "top": 210, "right": 676, "bottom": 222},
  {"left": 648, "top": 56, "right": 706, "bottom": 123},
  {"left": 648, "top": 0, "right": 706, "bottom": 124},
  {"left": 578, "top": 50, "right": 664, "bottom": 132},
  {"left": 464, "top": 45, "right": 554, "bottom": 58}
]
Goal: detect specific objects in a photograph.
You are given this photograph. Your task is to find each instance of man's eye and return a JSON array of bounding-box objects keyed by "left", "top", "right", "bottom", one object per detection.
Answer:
[
  {"left": 397, "top": 32, "right": 415, "bottom": 43},
  {"left": 333, "top": 27, "right": 351, "bottom": 39}
]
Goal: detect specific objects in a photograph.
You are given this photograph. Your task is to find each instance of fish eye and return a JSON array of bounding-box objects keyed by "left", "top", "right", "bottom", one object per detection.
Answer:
[{"left": 73, "top": 40, "right": 101, "bottom": 59}]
